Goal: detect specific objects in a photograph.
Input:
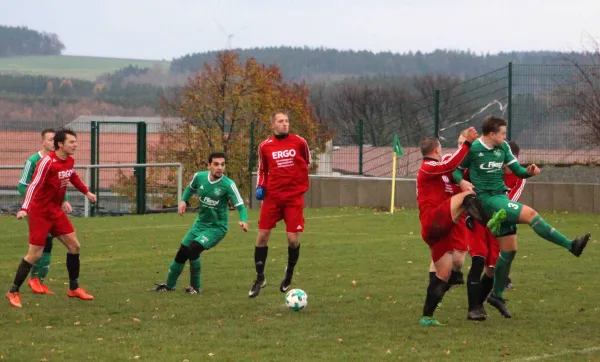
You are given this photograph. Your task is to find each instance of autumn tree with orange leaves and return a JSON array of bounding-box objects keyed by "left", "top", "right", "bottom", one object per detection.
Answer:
[{"left": 149, "top": 51, "right": 330, "bottom": 206}]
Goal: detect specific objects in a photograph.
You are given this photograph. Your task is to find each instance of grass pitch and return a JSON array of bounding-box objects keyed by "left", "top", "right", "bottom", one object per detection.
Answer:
[{"left": 0, "top": 207, "right": 599, "bottom": 361}]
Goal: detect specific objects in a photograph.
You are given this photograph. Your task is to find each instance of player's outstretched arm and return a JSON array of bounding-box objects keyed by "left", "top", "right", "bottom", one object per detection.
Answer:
[
  {"left": 237, "top": 204, "right": 249, "bottom": 232},
  {"left": 507, "top": 162, "right": 538, "bottom": 179},
  {"left": 69, "top": 171, "right": 90, "bottom": 194},
  {"left": 69, "top": 171, "right": 96, "bottom": 202}
]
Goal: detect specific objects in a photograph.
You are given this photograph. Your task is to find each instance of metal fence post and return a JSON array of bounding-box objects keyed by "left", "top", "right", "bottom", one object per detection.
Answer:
[
  {"left": 136, "top": 121, "right": 147, "bottom": 214},
  {"left": 507, "top": 62, "right": 513, "bottom": 141},
  {"left": 358, "top": 119, "right": 364, "bottom": 175},
  {"left": 90, "top": 121, "right": 98, "bottom": 217}
]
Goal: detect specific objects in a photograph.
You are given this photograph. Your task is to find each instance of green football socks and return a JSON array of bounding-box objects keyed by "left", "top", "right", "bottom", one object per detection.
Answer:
[
  {"left": 190, "top": 258, "right": 202, "bottom": 291},
  {"left": 492, "top": 251, "right": 516, "bottom": 298},
  {"left": 529, "top": 215, "right": 572, "bottom": 250},
  {"left": 166, "top": 260, "right": 185, "bottom": 289}
]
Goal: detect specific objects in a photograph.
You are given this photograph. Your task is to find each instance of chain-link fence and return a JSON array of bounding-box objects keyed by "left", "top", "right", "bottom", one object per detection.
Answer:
[
  {"left": 329, "top": 63, "right": 600, "bottom": 182},
  {"left": 2, "top": 62, "right": 600, "bottom": 216}
]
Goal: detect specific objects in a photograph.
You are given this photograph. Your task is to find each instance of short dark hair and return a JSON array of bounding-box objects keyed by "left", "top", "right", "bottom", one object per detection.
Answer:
[
  {"left": 53, "top": 128, "right": 77, "bottom": 149},
  {"left": 41, "top": 128, "right": 55, "bottom": 139},
  {"left": 482, "top": 116, "right": 507, "bottom": 135},
  {"left": 419, "top": 137, "right": 440, "bottom": 156},
  {"left": 208, "top": 152, "right": 226, "bottom": 164},
  {"left": 270, "top": 110, "right": 289, "bottom": 122},
  {"left": 508, "top": 141, "right": 520, "bottom": 157}
]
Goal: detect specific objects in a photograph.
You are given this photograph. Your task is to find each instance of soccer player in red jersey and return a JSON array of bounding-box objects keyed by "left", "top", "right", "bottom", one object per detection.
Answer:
[
  {"left": 416, "top": 127, "right": 485, "bottom": 326},
  {"left": 6, "top": 128, "right": 97, "bottom": 308},
  {"left": 249, "top": 111, "right": 311, "bottom": 298},
  {"left": 426, "top": 132, "right": 471, "bottom": 289}
]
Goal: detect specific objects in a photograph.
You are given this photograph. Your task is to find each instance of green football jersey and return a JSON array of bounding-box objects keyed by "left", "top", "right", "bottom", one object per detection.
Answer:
[
  {"left": 456, "top": 139, "right": 518, "bottom": 194},
  {"left": 18, "top": 152, "right": 43, "bottom": 196},
  {"left": 185, "top": 171, "right": 245, "bottom": 231}
]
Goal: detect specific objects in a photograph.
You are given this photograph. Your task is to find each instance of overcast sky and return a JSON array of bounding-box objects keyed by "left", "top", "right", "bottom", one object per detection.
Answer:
[{"left": 1, "top": 0, "right": 599, "bottom": 60}]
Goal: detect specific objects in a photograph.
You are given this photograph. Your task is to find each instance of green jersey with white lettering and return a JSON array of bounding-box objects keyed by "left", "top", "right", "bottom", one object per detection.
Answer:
[
  {"left": 455, "top": 139, "right": 518, "bottom": 194},
  {"left": 184, "top": 171, "right": 245, "bottom": 231}
]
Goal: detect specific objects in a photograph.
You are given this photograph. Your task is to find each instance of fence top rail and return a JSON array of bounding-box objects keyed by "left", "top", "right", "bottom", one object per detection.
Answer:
[{"left": 0, "top": 163, "right": 183, "bottom": 169}]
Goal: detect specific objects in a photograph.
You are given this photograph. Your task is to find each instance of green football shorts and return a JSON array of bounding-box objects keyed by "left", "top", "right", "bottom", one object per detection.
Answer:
[
  {"left": 479, "top": 193, "right": 523, "bottom": 237},
  {"left": 181, "top": 225, "right": 226, "bottom": 250}
]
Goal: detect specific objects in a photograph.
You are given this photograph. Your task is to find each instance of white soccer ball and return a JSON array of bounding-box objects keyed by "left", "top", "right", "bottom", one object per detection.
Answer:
[{"left": 285, "top": 288, "right": 308, "bottom": 311}]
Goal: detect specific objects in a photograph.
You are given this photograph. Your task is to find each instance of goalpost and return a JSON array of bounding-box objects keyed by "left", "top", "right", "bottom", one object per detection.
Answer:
[{"left": 0, "top": 163, "right": 183, "bottom": 217}]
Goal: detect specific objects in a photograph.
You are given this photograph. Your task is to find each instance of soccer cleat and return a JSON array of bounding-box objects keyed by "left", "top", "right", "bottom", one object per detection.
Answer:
[
  {"left": 487, "top": 294, "right": 511, "bottom": 318},
  {"left": 6, "top": 291, "right": 22, "bottom": 308},
  {"left": 248, "top": 276, "right": 267, "bottom": 298},
  {"left": 570, "top": 233, "right": 591, "bottom": 257},
  {"left": 467, "top": 305, "right": 487, "bottom": 321},
  {"left": 152, "top": 283, "right": 175, "bottom": 292},
  {"left": 28, "top": 278, "right": 45, "bottom": 294},
  {"left": 487, "top": 209, "right": 507, "bottom": 236},
  {"left": 279, "top": 268, "right": 293, "bottom": 293},
  {"left": 462, "top": 195, "right": 488, "bottom": 224},
  {"left": 420, "top": 316, "right": 444, "bottom": 326},
  {"left": 184, "top": 286, "right": 202, "bottom": 295},
  {"left": 67, "top": 288, "right": 94, "bottom": 300}
]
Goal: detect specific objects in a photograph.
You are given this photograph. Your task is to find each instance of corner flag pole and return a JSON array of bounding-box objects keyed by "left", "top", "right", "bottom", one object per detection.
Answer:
[{"left": 390, "top": 133, "right": 403, "bottom": 214}]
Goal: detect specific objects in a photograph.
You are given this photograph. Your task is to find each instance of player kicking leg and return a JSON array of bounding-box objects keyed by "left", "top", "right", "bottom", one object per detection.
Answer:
[{"left": 484, "top": 197, "right": 591, "bottom": 318}]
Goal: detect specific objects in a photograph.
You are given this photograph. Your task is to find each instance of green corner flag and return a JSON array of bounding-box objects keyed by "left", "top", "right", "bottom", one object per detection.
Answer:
[{"left": 393, "top": 133, "right": 404, "bottom": 157}]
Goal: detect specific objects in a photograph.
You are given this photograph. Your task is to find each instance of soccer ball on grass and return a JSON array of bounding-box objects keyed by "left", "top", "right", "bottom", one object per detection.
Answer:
[{"left": 285, "top": 288, "right": 308, "bottom": 311}]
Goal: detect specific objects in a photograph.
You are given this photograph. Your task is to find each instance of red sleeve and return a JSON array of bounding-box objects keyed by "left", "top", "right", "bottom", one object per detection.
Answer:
[
  {"left": 420, "top": 143, "right": 471, "bottom": 178},
  {"left": 508, "top": 178, "right": 526, "bottom": 201},
  {"left": 21, "top": 156, "right": 52, "bottom": 212},
  {"left": 70, "top": 171, "right": 89, "bottom": 194},
  {"left": 256, "top": 140, "right": 268, "bottom": 188},
  {"left": 298, "top": 136, "right": 311, "bottom": 165}
]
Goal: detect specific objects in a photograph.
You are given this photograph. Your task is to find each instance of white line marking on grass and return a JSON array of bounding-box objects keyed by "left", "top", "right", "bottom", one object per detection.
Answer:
[{"left": 514, "top": 346, "right": 600, "bottom": 361}]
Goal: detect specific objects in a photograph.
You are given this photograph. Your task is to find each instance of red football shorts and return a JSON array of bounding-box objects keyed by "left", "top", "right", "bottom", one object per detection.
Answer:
[
  {"left": 469, "top": 221, "right": 500, "bottom": 267},
  {"left": 28, "top": 208, "right": 74, "bottom": 246},
  {"left": 450, "top": 214, "right": 470, "bottom": 252},
  {"left": 420, "top": 198, "right": 454, "bottom": 244},
  {"left": 420, "top": 198, "right": 461, "bottom": 262},
  {"left": 258, "top": 196, "right": 305, "bottom": 233}
]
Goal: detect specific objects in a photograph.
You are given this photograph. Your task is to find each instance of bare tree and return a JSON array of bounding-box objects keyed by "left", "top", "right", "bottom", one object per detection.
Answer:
[
  {"left": 325, "top": 81, "right": 415, "bottom": 146},
  {"left": 552, "top": 41, "right": 600, "bottom": 147}
]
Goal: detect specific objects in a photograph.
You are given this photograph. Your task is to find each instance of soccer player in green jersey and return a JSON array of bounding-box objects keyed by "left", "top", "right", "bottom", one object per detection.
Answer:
[
  {"left": 17, "top": 128, "right": 72, "bottom": 294},
  {"left": 152, "top": 152, "right": 249, "bottom": 294},
  {"left": 453, "top": 116, "right": 591, "bottom": 318}
]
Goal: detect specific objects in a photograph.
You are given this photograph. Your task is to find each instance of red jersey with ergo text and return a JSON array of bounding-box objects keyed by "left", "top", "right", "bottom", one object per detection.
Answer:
[
  {"left": 21, "top": 151, "right": 88, "bottom": 213},
  {"left": 256, "top": 133, "right": 311, "bottom": 201}
]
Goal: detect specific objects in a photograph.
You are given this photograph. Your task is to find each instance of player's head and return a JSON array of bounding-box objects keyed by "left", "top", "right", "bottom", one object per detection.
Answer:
[
  {"left": 270, "top": 111, "right": 289, "bottom": 137},
  {"left": 208, "top": 152, "right": 226, "bottom": 179},
  {"left": 457, "top": 128, "right": 470, "bottom": 148},
  {"left": 40, "top": 128, "right": 55, "bottom": 153},
  {"left": 508, "top": 141, "right": 520, "bottom": 158},
  {"left": 482, "top": 116, "right": 507, "bottom": 146},
  {"left": 420, "top": 137, "right": 442, "bottom": 161},
  {"left": 54, "top": 128, "right": 78, "bottom": 156}
]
